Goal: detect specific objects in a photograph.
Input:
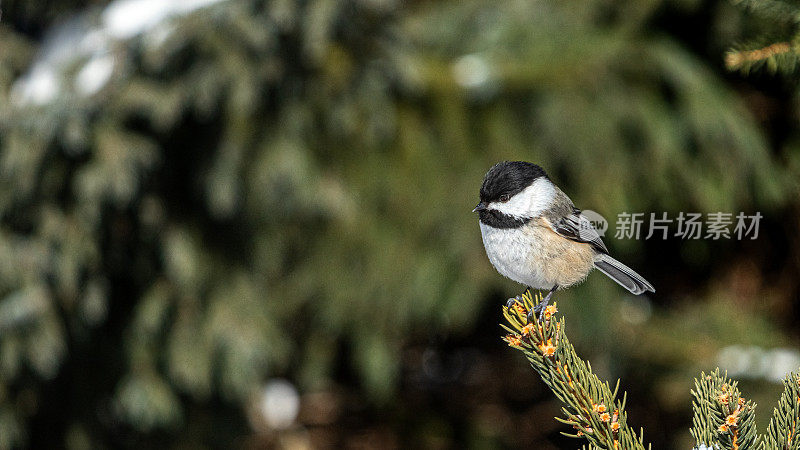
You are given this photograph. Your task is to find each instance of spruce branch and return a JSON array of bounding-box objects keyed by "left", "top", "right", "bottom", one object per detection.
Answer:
[
  {"left": 762, "top": 371, "right": 800, "bottom": 449},
  {"left": 690, "top": 369, "right": 759, "bottom": 450},
  {"left": 725, "top": 41, "right": 799, "bottom": 74},
  {"left": 501, "top": 289, "right": 649, "bottom": 449},
  {"left": 727, "top": 0, "right": 800, "bottom": 74}
]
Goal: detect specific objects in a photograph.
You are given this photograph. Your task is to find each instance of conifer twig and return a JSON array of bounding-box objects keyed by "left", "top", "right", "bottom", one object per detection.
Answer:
[
  {"left": 690, "top": 369, "right": 758, "bottom": 450},
  {"left": 762, "top": 371, "right": 800, "bottom": 449},
  {"left": 725, "top": 0, "right": 800, "bottom": 74},
  {"left": 501, "top": 289, "right": 649, "bottom": 449},
  {"left": 725, "top": 42, "right": 793, "bottom": 70}
]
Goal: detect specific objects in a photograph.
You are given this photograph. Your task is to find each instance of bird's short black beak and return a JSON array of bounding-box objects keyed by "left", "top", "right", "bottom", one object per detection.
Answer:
[{"left": 472, "top": 202, "right": 487, "bottom": 213}]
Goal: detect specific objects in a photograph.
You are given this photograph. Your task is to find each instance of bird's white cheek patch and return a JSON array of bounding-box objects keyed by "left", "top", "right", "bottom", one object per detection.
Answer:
[{"left": 490, "top": 178, "right": 555, "bottom": 218}]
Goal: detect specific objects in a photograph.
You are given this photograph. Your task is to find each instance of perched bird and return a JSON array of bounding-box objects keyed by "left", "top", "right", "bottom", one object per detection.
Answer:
[{"left": 474, "top": 161, "right": 654, "bottom": 320}]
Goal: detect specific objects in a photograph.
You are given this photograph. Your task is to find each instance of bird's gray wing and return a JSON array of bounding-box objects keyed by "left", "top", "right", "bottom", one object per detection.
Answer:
[{"left": 546, "top": 208, "right": 609, "bottom": 254}]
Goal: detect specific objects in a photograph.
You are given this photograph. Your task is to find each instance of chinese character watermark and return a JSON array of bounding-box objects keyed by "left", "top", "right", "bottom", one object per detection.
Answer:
[
  {"left": 615, "top": 212, "right": 645, "bottom": 240},
  {"left": 584, "top": 211, "right": 762, "bottom": 240}
]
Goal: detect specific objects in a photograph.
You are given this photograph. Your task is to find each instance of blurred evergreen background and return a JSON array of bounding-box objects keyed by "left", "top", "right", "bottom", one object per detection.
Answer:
[{"left": 0, "top": 0, "right": 799, "bottom": 448}]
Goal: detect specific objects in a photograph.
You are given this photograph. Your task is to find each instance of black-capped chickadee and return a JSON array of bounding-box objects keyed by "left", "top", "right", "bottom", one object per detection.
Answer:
[{"left": 474, "top": 161, "right": 654, "bottom": 320}]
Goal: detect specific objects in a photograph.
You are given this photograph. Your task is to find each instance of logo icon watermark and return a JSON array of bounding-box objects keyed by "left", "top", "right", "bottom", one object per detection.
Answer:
[{"left": 581, "top": 210, "right": 608, "bottom": 237}]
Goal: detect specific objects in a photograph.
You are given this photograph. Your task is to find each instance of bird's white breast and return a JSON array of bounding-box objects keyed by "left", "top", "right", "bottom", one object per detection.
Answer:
[{"left": 479, "top": 221, "right": 551, "bottom": 289}]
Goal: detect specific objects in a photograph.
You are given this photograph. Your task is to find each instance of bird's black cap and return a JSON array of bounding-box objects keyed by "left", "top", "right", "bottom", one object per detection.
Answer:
[{"left": 479, "top": 161, "right": 548, "bottom": 203}]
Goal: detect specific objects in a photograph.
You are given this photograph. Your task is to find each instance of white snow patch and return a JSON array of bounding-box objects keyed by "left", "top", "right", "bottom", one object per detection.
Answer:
[
  {"left": 75, "top": 53, "right": 116, "bottom": 95},
  {"left": 11, "top": 0, "right": 228, "bottom": 106},
  {"left": 259, "top": 379, "right": 300, "bottom": 430},
  {"left": 10, "top": 66, "right": 60, "bottom": 105},
  {"left": 452, "top": 53, "right": 491, "bottom": 89},
  {"left": 102, "top": 0, "right": 225, "bottom": 39}
]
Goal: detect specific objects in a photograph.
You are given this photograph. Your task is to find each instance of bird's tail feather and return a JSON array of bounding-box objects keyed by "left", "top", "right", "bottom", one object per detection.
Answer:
[{"left": 593, "top": 254, "right": 655, "bottom": 295}]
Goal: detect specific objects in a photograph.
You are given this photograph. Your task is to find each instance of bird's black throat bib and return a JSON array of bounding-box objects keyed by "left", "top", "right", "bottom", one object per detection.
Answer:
[{"left": 478, "top": 209, "right": 531, "bottom": 229}]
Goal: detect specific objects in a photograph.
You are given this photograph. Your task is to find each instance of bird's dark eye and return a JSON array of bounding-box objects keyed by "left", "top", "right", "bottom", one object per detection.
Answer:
[{"left": 499, "top": 194, "right": 511, "bottom": 203}]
